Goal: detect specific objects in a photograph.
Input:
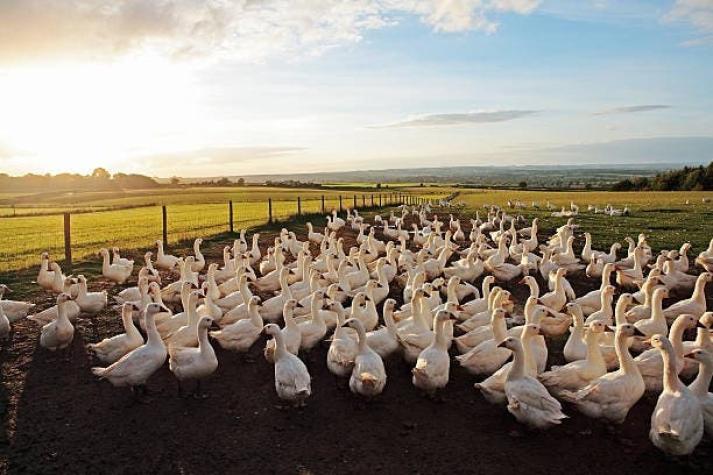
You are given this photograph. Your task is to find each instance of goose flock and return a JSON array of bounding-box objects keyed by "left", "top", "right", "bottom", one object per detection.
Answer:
[{"left": 2, "top": 201, "right": 713, "bottom": 457}]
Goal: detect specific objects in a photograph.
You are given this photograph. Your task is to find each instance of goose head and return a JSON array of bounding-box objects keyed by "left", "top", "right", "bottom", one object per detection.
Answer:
[
  {"left": 585, "top": 320, "right": 606, "bottom": 335},
  {"left": 56, "top": 293, "right": 72, "bottom": 305},
  {"left": 197, "top": 316, "right": 213, "bottom": 330},
  {"left": 263, "top": 323, "right": 280, "bottom": 337},
  {"left": 496, "top": 336, "right": 520, "bottom": 351},
  {"left": 684, "top": 348, "right": 713, "bottom": 366},
  {"left": 607, "top": 323, "right": 645, "bottom": 337}
]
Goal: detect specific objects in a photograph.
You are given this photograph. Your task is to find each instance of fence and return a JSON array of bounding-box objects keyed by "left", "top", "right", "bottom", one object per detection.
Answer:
[{"left": 0, "top": 192, "right": 436, "bottom": 272}]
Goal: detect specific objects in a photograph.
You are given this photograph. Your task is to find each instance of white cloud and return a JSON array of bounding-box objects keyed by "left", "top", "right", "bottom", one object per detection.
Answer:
[
  {"left": 0, "top": 0, "right": 541, "bottom": 64},
  {"left": 593, "top": 105, "right": 671, "bottom": 115},
  {"left": 666, "top": 0, "right": 713, "bottom": 45},
  {"left": 370, "top": 109, "right": 538, "bottom": 127}
]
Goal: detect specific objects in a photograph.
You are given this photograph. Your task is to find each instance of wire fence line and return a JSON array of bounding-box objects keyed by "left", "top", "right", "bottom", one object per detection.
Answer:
[{"left": 0, "top": 192, "right": 435, "bottom": 272}]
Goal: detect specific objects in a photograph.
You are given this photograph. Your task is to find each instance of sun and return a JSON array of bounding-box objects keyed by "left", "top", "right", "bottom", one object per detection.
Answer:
[{"left": 0, "top": 56, "right": 200, "bottom": 175}]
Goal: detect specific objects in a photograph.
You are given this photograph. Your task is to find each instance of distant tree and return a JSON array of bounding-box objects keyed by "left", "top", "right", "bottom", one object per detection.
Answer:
[
  {"left": 92, "top": 167, "right": 111, "bottom": 179},
  {"left": 216, "top": 177, "right": 231, "bottom": 186},
  {"left": 419, "top": 182, "right": 425, "bottom": 187},
  {"left": 237, "top": 177, "right": 245, "bottom": 186},
  {"left": 375, "top": 183, "right": 381, "bottom": 189},
  {"left": 518, "top": 181, "right": 527, "bottom": 189},
  {"left": 170, "top": 177, "right": 181, "bottom": 185},
  {"left": 585, "top": 183, "right": 592, "bottom": 190}
]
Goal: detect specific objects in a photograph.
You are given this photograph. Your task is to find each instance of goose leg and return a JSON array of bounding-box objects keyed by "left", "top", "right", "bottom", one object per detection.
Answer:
[{"left": 193, "top": 380, "right": 209, "bottom": 399}]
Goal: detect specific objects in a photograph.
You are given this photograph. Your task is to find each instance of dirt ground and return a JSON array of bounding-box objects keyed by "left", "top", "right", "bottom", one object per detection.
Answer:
[{"left": 1, "top": 212, "right": 712, "bottom": 474}]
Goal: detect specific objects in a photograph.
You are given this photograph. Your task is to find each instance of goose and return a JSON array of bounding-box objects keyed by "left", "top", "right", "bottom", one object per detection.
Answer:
[
  {"left": 575, "top": 263, "right": 615, "bottom": 315},
  {"left": 99, "top": 248, "right": 132, "bottom": 284},
  {"left": 215, "top": 274, "right": 251, "bottom": 313},
  {"left": 209, "top": 296, "right": 263, "bottom": 352},
  {"left": 633, "top": 287, "right": 669, "bottom": 336},
  {"left": 0, "top": 294, "right": 9, "bottom": 340},
  {"left": 584, "top": 285, "right": 616, "bottom": 325},
  {"left": 365, "top": 298, "right": 400, "bottom": 359},
  {"left": 615, "top": 247, "right": 644, "bottom": 288},
  {"left": 190, "top": 238, "right": 205, "bottom": 272},
  {"left": 397, "top": 291, "right": 437, "bottom": 363},
  {"left": 264, "top": 300, "right": 302, "bottom": 363},
  {"left": 27, "top": 283, "right": 81, "bottom": 325},
  {"left": 196, "top": 284, "right": 223, "bottom": 322},
  {"left": 87, "top": 303, "right": 144, "bottom": 364},
  {"left": 663, "top": 272, "right": 712, "bottom": 322},
  {"left": 443, "top": 251, "right": 484, "bottom": 283},
  {"left": 456, "top": 308, "right": 511, "bottom": 376},
  {"left": 349, "top": 292, "right": 379, "bottom": 332},
  {"left": 475, "top": 323, "right": 541, "bottom": 405},
  {"left": 660, "top": 260, "right": 698, "bottom": 292},
  {"left": 169, "top": 316, "right": 218, "bottom": 398},
  {"left": 346, "top": 317, "right": 387, "bottom": 397},
  {"left": 162, "top": 289, "right": 204, "bottom": 345},
  {"left": 626, "top": 275, "right": 664, "bottom": 320},
  {"left": 74, "top": 275, "right": 107, "bottom": 315},
  {"left": 560, "top": 324, "right": 646, "bottom": 424},
  {"left": 114, "top": 274, "right": 150, "bottom": 306},
  {"left": 91, "top": 303, "right": 167, "bottom": 400},
  {"left": 538, "top": 268, "right": 567, "bottom": 312},
  {"left": 412, "top": 311, "right": 453, "bottom": 395},
  {"left": 39, "top": 298, "right": 75, "bottom": 350},
  {"left": 260, "top": 268, "right": 295, "bottom": 322},
  {"left": 327, "top": 303, "right": 360, "bottom": 377},
  {"left": 498, "top": 336, "right": 567, "bottom": 430},
  {"left": 155, "top": 283, "right": 196, "bottom": 336},
  {"left": 649, "top": 334, "right": 703, "bottom": 456},
  {"left": 635, "top": 314, "right": 701, "bottom": 392},
  {"left": 327, "top": 210, "right": 345, "bottom": 231},
  {"left": 0, "top": 284, "right": 35, "bottom": 322},
  {"left": 460, "top": 276, "right": 494, "bottom": 317},
  {"left": 110, "top": 247, "right": 134, "bottom": 269},
  {"left": 539, "top": 321, "right": 607, "bottom": 397},
  {"left": 682, "top": 312, "right": 713, "bottom": 359},
  {"left": 142, "top": 252, "right": 161, "bottom": 284},
  {"left": 36, "top": 252, "right": 56, "bottom": 290},
  {"left": 306, "top": 222, "right": 324, "bottom": 244},
  {"left": 48, "top": 262, "right": 72, "bottom": 294},
  {"left": 459, "top": 287, "right": 513, "bottom": 332},
  {"left": 685, "top": 349, "right": 713, "bottom": 436},
  {"left": 563, "top": 303, "right": 587, "bottom": 362},
  {"left": 672, "top": 242, "right": 692, "bottom": 273},
  {"left": 297, "top": 293, "right": 328, "bottom": 351},
  {"left": 264, "top": 323, "right": 311, "bottom": 406}
]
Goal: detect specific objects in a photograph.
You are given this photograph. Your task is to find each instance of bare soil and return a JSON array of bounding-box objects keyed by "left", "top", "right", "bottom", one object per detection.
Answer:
[{"left": 1, "top": 213, "right": 712, "bottom": 474}]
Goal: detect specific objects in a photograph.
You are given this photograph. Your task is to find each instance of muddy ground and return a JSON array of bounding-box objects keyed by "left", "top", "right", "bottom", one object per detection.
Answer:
[{"left": 1, "top": 211, "right": 712, "bottom": 474}]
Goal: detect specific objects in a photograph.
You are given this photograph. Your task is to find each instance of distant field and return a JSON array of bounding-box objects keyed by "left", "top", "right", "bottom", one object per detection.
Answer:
[
  {"left": 0, "top": 186, "right": 444, "bottom": 272},
  {"left": 450, "top": 189, "right": 713, "bottom": 254}
]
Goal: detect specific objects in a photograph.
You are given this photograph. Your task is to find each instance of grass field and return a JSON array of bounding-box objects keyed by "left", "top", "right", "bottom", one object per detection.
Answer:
[
  {"left": 445, "top": 189, "right": 713, "bottom": 254},
  {"left": 0, "top": 186, "right": 444, "bottom": 272}
]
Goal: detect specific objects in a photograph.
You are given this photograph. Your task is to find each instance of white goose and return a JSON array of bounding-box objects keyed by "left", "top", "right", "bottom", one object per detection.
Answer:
[
  {"left": 99, "top": 248, "right": 132, "bottom": 284},
  {"left": 499, "top": 336, "right": 567, "bottom": 430},
  {"left": 685, "top": 349, "right": 713, "bottom": 436},
  {"left": 539, "top": 321, "right": 607, "bottom": 397},
  {"left": 91, "top": 303, "right": 167, "bottom": 400},
  {"left": 210, "top": 296, "right": 263, "bottom": 352},
  {"left": 264, "top": 300, "right": 302, "bottom": 363},
  {"left": 455, "top": 308, "right": 511, "bottom": 376},
  {"left": 364, "top": 298, "right": 400, "bottom": 359},
  {"left": 560, "top": 324, "right": 646, "bottom": 424},
  {"left": 649, "top": 334, "right": 703, "bottom": 456},
  {"left": 154, "top": 240, "right": 179, "bottom": 270},
  {"left": 36, "top": 252, "right": 56, "bottom": 290},
  {"left": 663, "top": 272, "right": 712, "bottom": 322},
  {"left": 0, "top": 284, "right": 35, "bottom": 322},
  {"left": 38, "top": 293, "right": 75, "bottom": 351},
  {"left": 264, "top": 323, "right": 311, "bottom": 406},
  {"left": 412, "top": 311, "right": 453, "bottom": 395},
  {"left": 87, "top": 303, "right": 143, "bottom": 364},
  {"left": 74, "top": 275, "right": 107, "bottom": 315},
  {"left": 169, "top": 316, "right": 218, "bottom": 398},
  {"left": 347, "top": 318, "right": 387, "bottom": 397}
]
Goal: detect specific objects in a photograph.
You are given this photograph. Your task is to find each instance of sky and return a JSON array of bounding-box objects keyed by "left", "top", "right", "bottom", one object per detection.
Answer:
[{"left": 0, "top": 0, "right": 712, "bottom": 178}]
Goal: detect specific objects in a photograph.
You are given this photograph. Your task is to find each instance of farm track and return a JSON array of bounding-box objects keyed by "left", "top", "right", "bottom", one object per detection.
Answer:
[{"left": 1, "top": 210, "right": 713, "bottom": 474}]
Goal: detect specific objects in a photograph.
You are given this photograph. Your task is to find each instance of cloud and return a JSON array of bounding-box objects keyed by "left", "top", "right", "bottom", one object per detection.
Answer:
[
  {"left": 593, "top": 105, "right": 671, "bottom": 115},
  {"left": 0, "top": 0, "right": 541, "bottom": 64},
  {"left": 143, "top": 146, "right": 306, "bottom": 169},
  {"left": 370, "top": 109, "right": 539, "bottom": 128},
  {"left": 666, "top": 0, "right": 713, "bottom": 45}
]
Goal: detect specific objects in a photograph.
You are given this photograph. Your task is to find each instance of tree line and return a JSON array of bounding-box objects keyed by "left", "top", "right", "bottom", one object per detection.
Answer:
[
  {"left": 612, "top": 162, "right": 713, "bottom": 191},
  {"left": 0, "top": 168, "right": 159, "bottom": 192}
]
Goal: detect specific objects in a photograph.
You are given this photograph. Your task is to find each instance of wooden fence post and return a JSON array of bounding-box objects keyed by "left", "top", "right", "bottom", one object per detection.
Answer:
[
  {"left": 371, "top": 194, "right": 374, "bottom": 207},
  {"left": 229, "top": 200, "right": 234, "bottom": 233},
  {"left": 339, "top": 195, "right": 343, "bottom": 212},
  {"left": 321, "top": 195, "right": 325, "bottom": 214},
  {"left": 297, "top": 196, "right": 302, "bottom": 216},
  {"left": 362, "top": 194, "right": 365, "bottom": 207},
  {"left": 353, "top": 194, "right": 357, "bottom": 209},
  {"left": 63, "top": 212, "right": 72, "bottom": 269},
  {"left": 379, "top": 194, "right": 382, "bottom": 206},
  {"left": 268, "top": 198, "right": 273, "bottom": 223},
  {"left": 162, "top": 205, "right": 168, "bottom": 247}
]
